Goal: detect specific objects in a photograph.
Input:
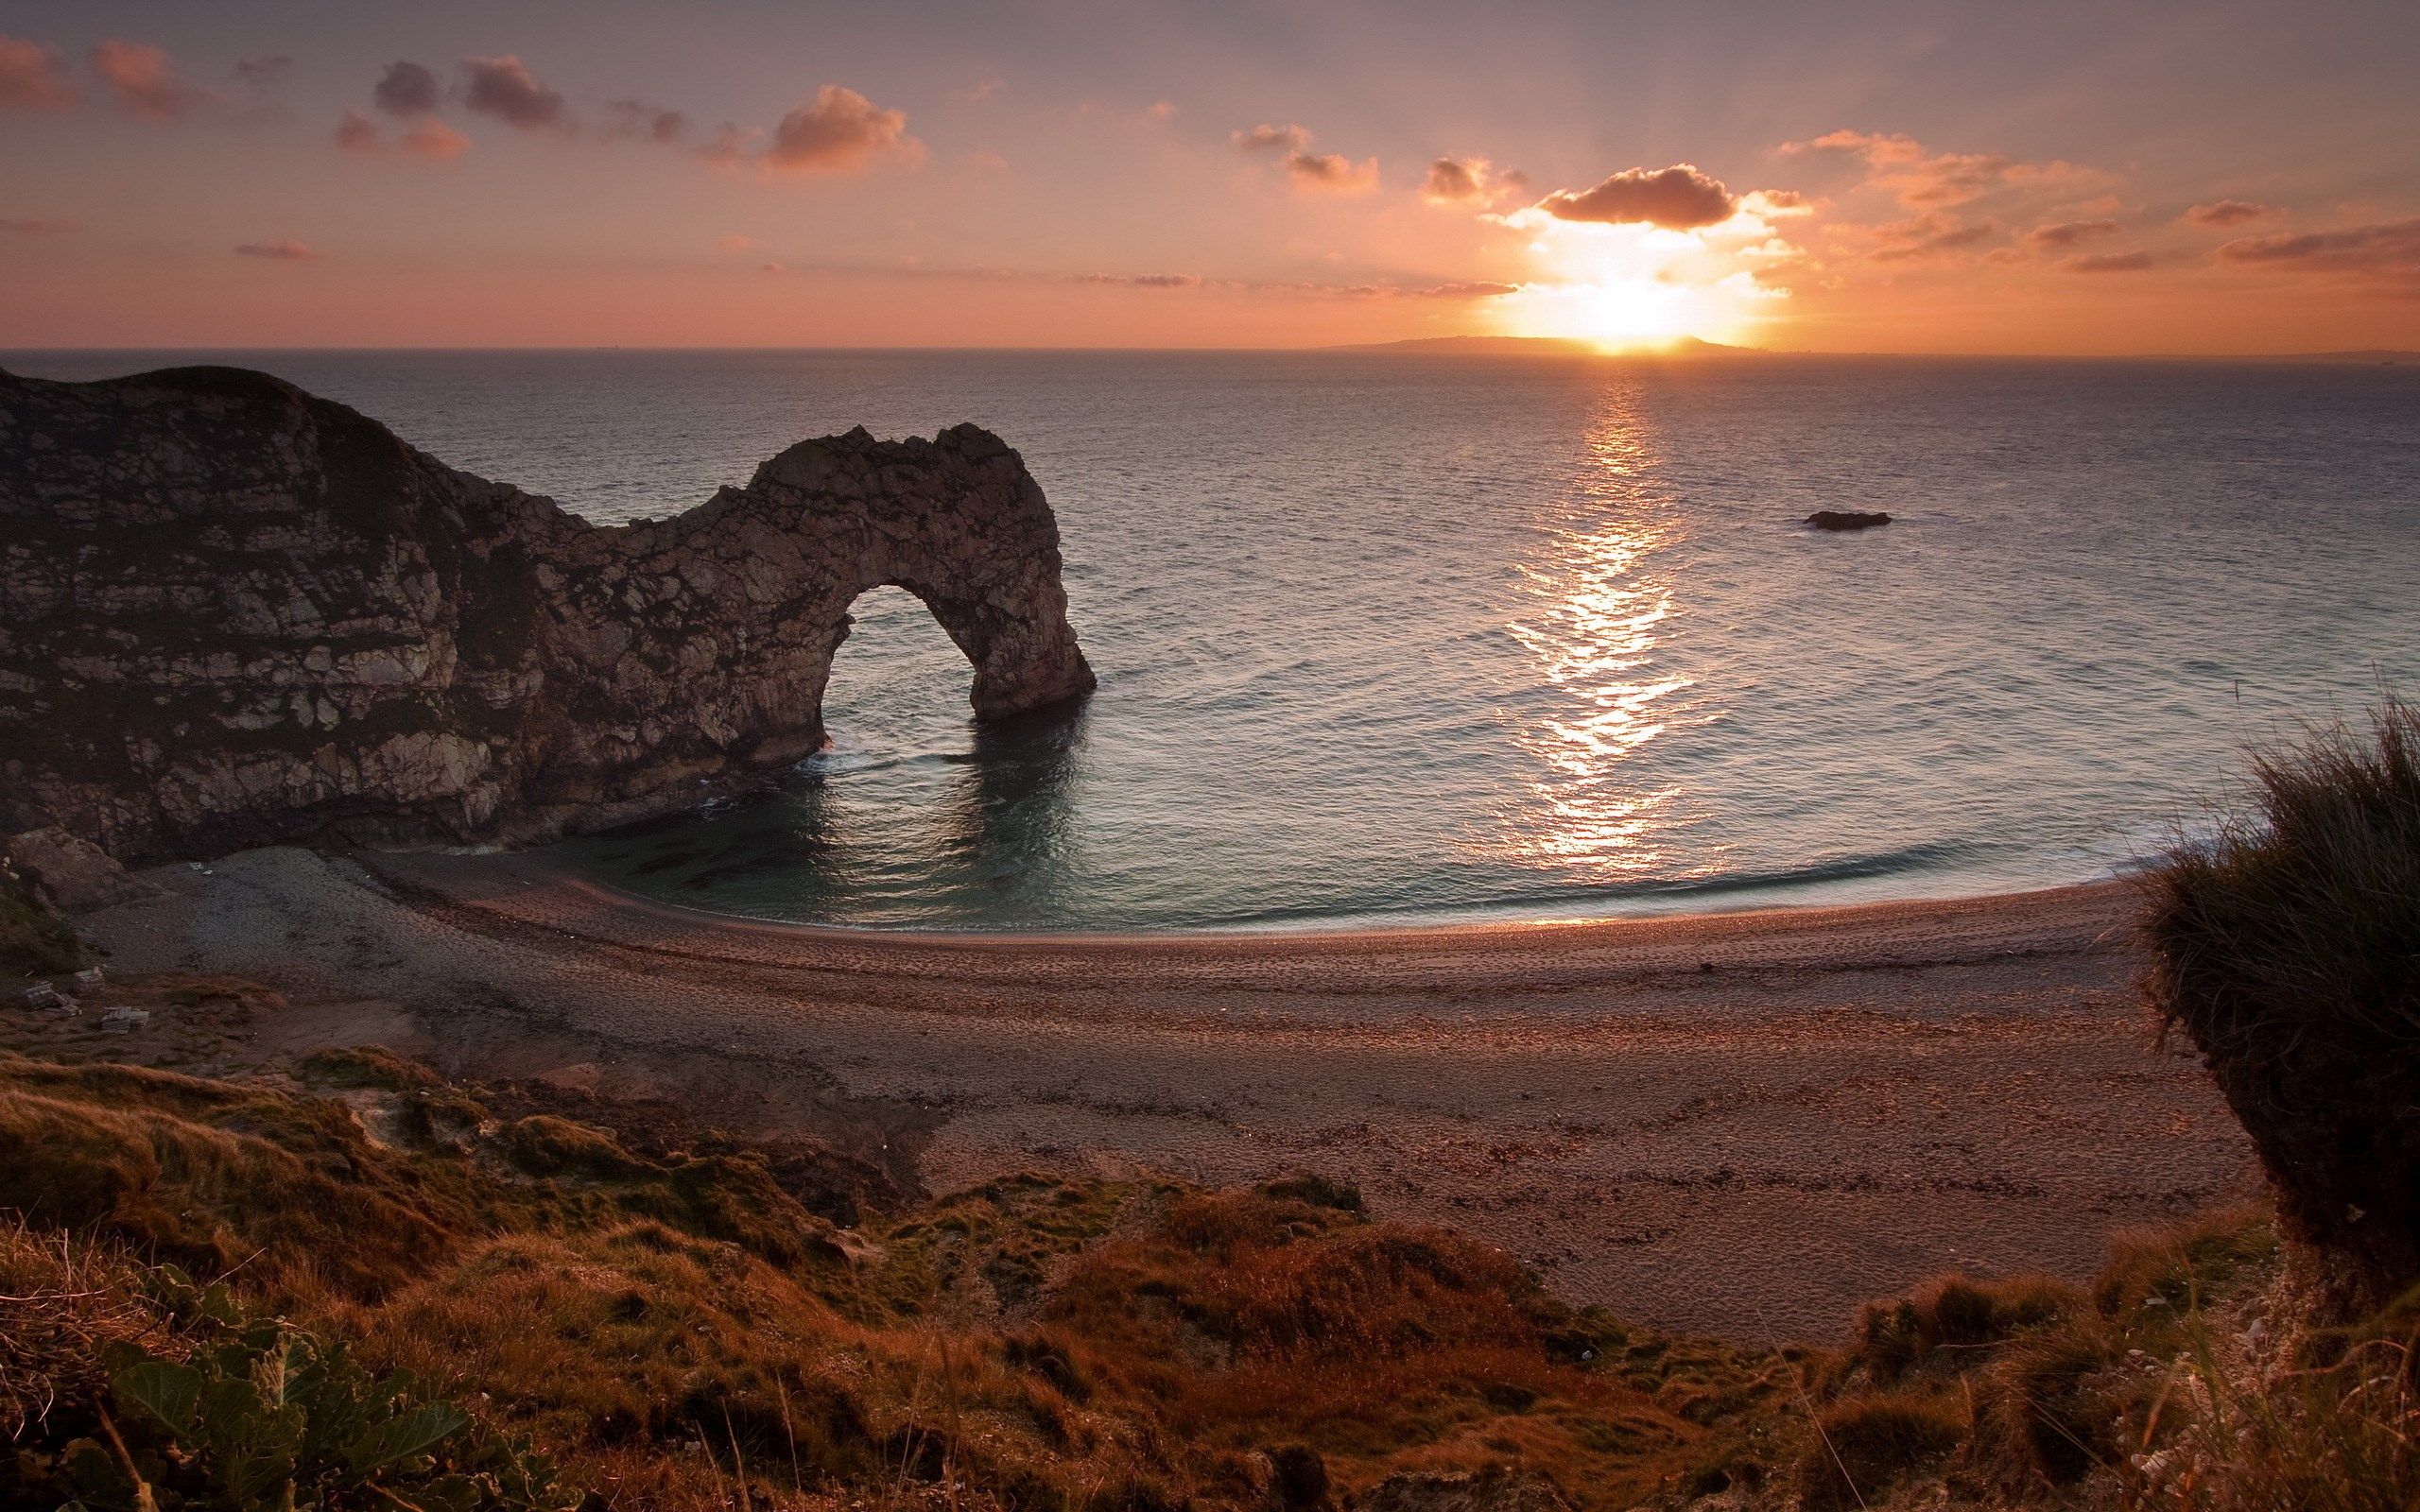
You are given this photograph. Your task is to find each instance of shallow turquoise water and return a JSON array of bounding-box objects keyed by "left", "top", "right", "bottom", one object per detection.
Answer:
[{"left": 12, "top": 349, "right": 2419, "bottom": 929}]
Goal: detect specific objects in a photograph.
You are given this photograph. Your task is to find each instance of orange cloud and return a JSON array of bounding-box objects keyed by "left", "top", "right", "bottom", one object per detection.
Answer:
[
  {"left": 1785, "top": 129, "right": 2091, "bottom": 208},
  {"left": 234, "top": 239, "right": 320, "bottom": 260},
  {"left": 1536, "top": 163, "right": 1737, "bottom": 229},
  {"left": 763, "top": 85, "right": 920, "bottom": 173},
  {"left": 1868, "top": 211, "right": 1999, "bottom": 262},
  {"left": 1233, "top": 123, "right": 1310, "bottom": 153},
  {"left": 2026, "top": 217, "right": 2121, "bottom": 249},
  {"left": 0, "top": 35, "right": 78, "bottom": 111},
  {"left": 2216, "top": 217, "right": 2420, "bottom": 291},
  {"left": 462, "top": 55, "right": 569, "bottom": 130},
  {"left": 335, "top": 109, "right": 469, "bottom": 162},
  {"left": 0, "top": 216, "right": 80, "bottom": 234},
  {"left": 91, "top": 39, "right": 211, "bottom": 120},
  {"left": 1236, "top": 123, "right": 1376, "bottom": 195},
  {"left": 697, "top": 123, "right": 755, "bottom": 169},
  {"left": 1076, "top": 272, "right": 1202, "bottom": 287},
  {"left": 1286, "top": 150, "right": 1378, "bottom": 194},
  {"left": 2186, "top": 199, "right": 2270, "bottom": 228},
  {"left": 2060, "top": 249, "right": 2153, "bottom": 272}
]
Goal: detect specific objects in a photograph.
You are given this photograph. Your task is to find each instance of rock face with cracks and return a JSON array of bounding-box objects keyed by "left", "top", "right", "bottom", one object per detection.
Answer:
[{"left": 0, "top": 365, "right": 1095, "bottom": 863}]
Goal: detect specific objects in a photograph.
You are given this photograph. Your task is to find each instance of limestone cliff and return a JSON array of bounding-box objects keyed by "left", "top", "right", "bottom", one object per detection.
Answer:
[{"left": 0, "top": 365, "right": 1095, "bottom": 862}]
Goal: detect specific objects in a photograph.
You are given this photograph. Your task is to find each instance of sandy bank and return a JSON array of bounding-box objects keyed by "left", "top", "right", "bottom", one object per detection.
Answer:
[{"left": 81, "top": 847, "right": 2252, "bottom": 1338}]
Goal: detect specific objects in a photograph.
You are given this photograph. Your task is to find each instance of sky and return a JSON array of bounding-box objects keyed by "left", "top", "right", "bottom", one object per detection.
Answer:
[{"left": 2, "top": 0, "right": 2415, "bottom": 353}]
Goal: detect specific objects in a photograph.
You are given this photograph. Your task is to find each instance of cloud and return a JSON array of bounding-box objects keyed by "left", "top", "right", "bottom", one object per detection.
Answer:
[
  {"left": 0, "top": 34, "right": 78, "bottom": 110},
  {"left": 372, "top": 60, "right": 441, "bottom": 118},
  {"left": 91, "top": 39, "right": 211, "bottom": 119},
  {"left": 462, "top": 54, "right": 569, "bottom": 130},
  {"left": 606, "top": 98, "right": 687, "bottom": 143},
  {"left": 334, "top": 108, "right": 380, "bottom": 151},
  {"left": 761, "top": 262, "right": 787, "bottom": 274},
  {"left": 335, "top": 108, "right": 469, "bottom": 161},
  {"left": 1536, "top": 163, "right": 1737, "bottom": 229},
  {"left": 696, "top": 122, "right": 755, "bottom": 170},
  {"left": 1423, "top": 155, "right": 1510, "bottom": 207},
  {"left": 717, "top": 233, "right": 762, "bottom": 252},
  {"left": 1233, "top": 122, "right": 1377, "bottom": 195},
  {"left": 234, "top": 239, "right": 320, "bottom": 260},
  {"left": 233, "top": 54, "right": 291, "bottom": 92},
  {"left": 0, "top": 216, "right": 80, "bottom": 234},
  {"left": 1286, "top": 150, "right": 1378, "bottom": 194},
  {"left": 1076, "top": 271, "right": 1201, "bottom": 287},
  {"left": 2025, "top": 217, "right": 2121, "bottom": 249},
  {"left": 1869, "top": 210, "right": 1999, "bottom": 262},
  {"left": 1146, "top": 99, "right": 1176, "bottom": 122},
  {"left": 762, "top": 85, "right": 920, "bottom": 172},
  {"left": 2060, "top": 249, "right": 2153, "bottom": 273},
  {"left": 1784, "top": 129, "right": 2092, "bottom": 208},
  {"left": 2215, "top": 216, "right": 2420, "bottom": 290},
  {"left": 1743, "top": 188, "right": 1810, "bottom": 215},
  {"left": 1234, "top": 123, "right": 1310, "bottom": 154},
  {"left": 2186, "top": 198, "right": 2270, "bottom": 228},
  {"left": 1410, "top": 280, "right": 1521, "bottom": 299}
]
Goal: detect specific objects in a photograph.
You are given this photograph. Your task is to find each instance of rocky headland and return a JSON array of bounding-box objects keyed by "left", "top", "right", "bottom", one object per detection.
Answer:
[{"left": 0, "top": 365, "right": 1093, "bottom": 863}]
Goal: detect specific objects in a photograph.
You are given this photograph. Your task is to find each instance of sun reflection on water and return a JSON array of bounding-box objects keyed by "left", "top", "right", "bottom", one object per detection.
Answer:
[{"left": 1488, "top": 388, "right": 1701, "bottom": 878}]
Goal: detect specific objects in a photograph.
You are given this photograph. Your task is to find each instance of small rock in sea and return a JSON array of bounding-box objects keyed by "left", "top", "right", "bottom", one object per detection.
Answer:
[
  {"left": 1806, "top": 509, "right": 1893, "bottom": 531},
  {"left": 99, "top": 1005, "right": 151, "bottom": 1033}
]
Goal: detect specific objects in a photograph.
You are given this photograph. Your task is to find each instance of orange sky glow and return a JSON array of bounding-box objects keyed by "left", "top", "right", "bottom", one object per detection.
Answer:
[{"left": 3, "top": 1, "right": 2414, "bottom": 354}]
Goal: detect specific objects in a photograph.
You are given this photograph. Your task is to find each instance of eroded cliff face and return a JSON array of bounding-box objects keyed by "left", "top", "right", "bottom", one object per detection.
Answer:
[{"left": 0, "top": 365, "right": 1094, "bottom": 862}]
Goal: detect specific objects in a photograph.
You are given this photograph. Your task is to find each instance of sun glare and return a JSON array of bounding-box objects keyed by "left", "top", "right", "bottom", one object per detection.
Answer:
[{"left": 1490, "top": 216, "right": 1779, "bottom": 352}]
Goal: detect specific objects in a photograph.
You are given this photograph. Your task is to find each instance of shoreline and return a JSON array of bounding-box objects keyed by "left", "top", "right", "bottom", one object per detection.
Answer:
[{"left": 81, "top": 844, "right": 2255, "bottom": 1339}]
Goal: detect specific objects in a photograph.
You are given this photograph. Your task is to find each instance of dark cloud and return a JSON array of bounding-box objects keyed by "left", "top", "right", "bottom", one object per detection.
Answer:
[
  {"left": 462, "top": 54, "right": 568, "bottom": 129},
  {"left": 1076, "top": 272, "right": 1202, "bottom": 287},
  {"left": 333, "top": 108, "right": 380, "bottom": 152},
  {"left": 763, "top": 85, "right": 919, "bottom": 172},
  {"left": 2060, "top": 249, "right": 2153, "bottom": 273},
  {"left": 606, "top": 98, "right": 688, "bottom": 143},
  {"left": 1537, "top": 163, "right": 1737, "bottom": 229},
  {"left": 234, "top": 239, "right": 320, "bottom": 260},
  {"left": 2216, "top": 217, "right": 2420, "bottom": 289},
  {"left": 1233, "top": 123, "right": 1310, "bottom": 154},
  {"left": 1870, "top": 211, "right": 1999, "bottom": 262},
  {"left": 0, "top": 34, "right": 78, "bottom": 110},
  {"left": 0, "top": 216, "right": 81, "bottom": 234},
  {"left": 2186, "top": 199, "right": 2269, "bottom": 228},
  {"left": 2025, "top": 217, "right": 2121, "bottom": 249},
  {"left": 91, "top": 39, "right": 212, "bottom": 119},
  {"left": 373, "top": 60, "right": 441, "bottom": 118}
]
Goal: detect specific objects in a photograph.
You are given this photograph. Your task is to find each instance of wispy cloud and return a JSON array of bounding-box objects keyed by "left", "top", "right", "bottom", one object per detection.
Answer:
[
  {"left": 91, "top": 39, "right": 213, "bottom": 120},
  {"left": 234, "top": 238, "right": 320, "bottom": 260},
  {"left": 0, "top": 34, "right": 78, "bottom": 111}
]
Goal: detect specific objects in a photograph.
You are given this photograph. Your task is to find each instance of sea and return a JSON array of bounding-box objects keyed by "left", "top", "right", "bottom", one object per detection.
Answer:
[{"left": 9, "top": 348, "right": 2418, "bottom": 931}]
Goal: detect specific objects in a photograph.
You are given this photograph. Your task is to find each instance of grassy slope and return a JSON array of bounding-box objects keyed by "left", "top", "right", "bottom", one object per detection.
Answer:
[{"left": 0, "top": 1041, "right": 1796, "bottom": 1510}]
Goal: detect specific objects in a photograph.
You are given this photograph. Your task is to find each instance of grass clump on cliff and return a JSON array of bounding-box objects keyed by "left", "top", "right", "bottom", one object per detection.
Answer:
[{"left": 2143, "top": 697, "right": 2420, "bottom": 1321}]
